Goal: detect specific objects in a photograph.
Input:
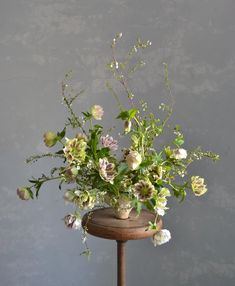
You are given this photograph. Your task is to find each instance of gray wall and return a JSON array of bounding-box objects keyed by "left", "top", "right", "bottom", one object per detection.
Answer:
[{"left": 1, "top": 0, "right": 235, "bottom": 285}]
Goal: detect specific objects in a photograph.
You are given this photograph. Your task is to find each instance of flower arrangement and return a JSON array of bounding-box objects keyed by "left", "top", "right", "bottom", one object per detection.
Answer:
[{"left": 17, "top": 33, "right": 219, "bottom": 256}]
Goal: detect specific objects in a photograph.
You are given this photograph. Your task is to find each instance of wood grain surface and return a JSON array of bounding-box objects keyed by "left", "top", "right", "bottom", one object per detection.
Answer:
[{"left": 82, "top": 208, "right": 162, "bottom": 241}]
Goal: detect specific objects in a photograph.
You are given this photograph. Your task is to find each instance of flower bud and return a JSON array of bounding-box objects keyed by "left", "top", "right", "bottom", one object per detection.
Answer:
[
  {"left": 126, "top": 151, "right": 142, "bottom": 170},
  {"left": 43, "top": 131, "right": 57, "bottom": 147},
  {"left": 124, "top": 120, "right": 132, "bottom": 134},
  {"left": 91, "top": 105, "right": 104, "bottom": 120},
  {"left": 63, "top": 190, "right": 76, "bottom": 202},
  {"left": 63, "top": 213, "right": 81, "bottom": 230},
  {"left": 16, "top": 187, "right": 32, "bottom": 200},
  {"left": 64, "top": 167, "right": 78, "bottom": 183}
]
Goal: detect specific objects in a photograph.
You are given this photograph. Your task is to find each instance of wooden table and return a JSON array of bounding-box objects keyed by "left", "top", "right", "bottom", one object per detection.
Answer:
[{"left": 82, "top": 208, "right": 162, "bottom": 286}]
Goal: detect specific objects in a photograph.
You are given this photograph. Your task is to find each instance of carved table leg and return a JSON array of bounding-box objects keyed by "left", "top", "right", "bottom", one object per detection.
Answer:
[{"left": 117, "top": 240, "right": 127, "bottom": 286}]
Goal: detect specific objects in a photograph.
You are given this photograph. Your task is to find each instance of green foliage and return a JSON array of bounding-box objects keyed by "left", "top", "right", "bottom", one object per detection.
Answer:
[{"left": 116, "top": 109, "right": 138, "bottom": 120}]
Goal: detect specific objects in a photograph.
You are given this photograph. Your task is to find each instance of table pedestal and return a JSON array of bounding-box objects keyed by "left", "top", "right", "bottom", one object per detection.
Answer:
[
  {"left": 82, "top": 208, "right": 162, "bottom": 286},
  {"left": 117, "top": 240, "right": 126, "bottom": 286}
]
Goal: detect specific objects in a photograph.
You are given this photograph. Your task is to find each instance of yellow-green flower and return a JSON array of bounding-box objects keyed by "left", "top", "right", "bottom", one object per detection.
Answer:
[
  {"left": 73, "top": 190, "right": 96, "bottom": 210},
  {"left": 191, "top": 176, "right": 208, "bottom": 196},
  {"left": 63, "top": 137, "right": 87, "bottom": 163},
  {"left": 43, "top": 131, "right": 57, "bottom": 147}
]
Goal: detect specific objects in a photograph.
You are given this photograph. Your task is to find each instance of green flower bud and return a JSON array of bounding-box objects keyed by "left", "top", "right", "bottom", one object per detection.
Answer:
[
  {"left": 63, "top": 213, "right": 81, "bottom": 230},
  {"left": 124, "top": 120, "right": 132, "bottom": 134},
  {"left": 17, "top": 187, "right": 32, "bottom": 200},
  {"left": 43, "top": 131, "right": 57, "bottom": 147}
]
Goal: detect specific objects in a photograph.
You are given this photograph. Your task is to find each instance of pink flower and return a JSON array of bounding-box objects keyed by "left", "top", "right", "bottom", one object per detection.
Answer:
[
  {"left": 91, "top": 105, "right": 104, "bottom": 120},
  {"left": 101, "top": 135, "right": 118, "bottom": 151}
]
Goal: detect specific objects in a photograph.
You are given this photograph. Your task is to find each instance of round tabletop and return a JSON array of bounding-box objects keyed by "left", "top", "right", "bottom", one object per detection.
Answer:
[{"left": 82, "top": 208, "right": 162, "bottom": 241}]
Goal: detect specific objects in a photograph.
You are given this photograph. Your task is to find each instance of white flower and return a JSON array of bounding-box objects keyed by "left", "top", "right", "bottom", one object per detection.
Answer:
[
  {"left": 172, "top": 148, "right": 187, "bottom": 160},
  {"left": 126, "top": 151, "right": 142, "bottom": 170},
  {"left": 91, "top": 105, "right": 104, "bottom": 120},
  {"left": 156, "top": 208, "right": 165, "bottom": 216},
  {"left": 152, "top": 229, "right": 171, "bottom": 246}
]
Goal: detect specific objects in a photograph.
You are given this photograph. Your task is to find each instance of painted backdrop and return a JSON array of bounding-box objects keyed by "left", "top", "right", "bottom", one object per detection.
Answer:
[{"left": 0, "top": 0, "right": 235, "bottom": 285}]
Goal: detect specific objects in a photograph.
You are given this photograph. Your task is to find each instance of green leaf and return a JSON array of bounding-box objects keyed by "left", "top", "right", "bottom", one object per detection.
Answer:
[
  {"left": 57, "top": 127, "right": 66, "bottom": 140},
  {"left": 116, "top": 109, "right": 138, "bottom": 120},
  {"left": 35, "top": 182, "right": 43, "bottom": 198},
  {"left": 89, "top": 125, "right": 103, "bottom": 161},
  {"left": 116, "top": 111, "right": 129, "bottom": 120},
  {"left": 165, "top": 146, "right": 172, "bottom": 158},
  {"left": 55, "top": 149, "right": 64, "bottom": 155},
  {"left": 133, "top": 199, "right": 142, "bottom": 215},
  {"left": 128, "top": 108, "right": 138, "bottom": 119},
  {"left": 173, "top": 136, "right": 184, "bottom": 146},
  {"left": 171, "top": 182, "right": 188, "bottom": 202},
  {"left": 148, "top": 221, "right": 158, "bottom": 230},
  {"left": 174, "top": 124, "right": 181, "bottom": 131},
  {"left": 82, "top": 111, "right": 92, "bottom": 120},
  {"left": 27, "top": 188, "right": 34, "bottom": 199},
  {"left": 153, "top": 153, "right": 163, "bottom": 164},
  {"left": 115, "top": 163, "right": 128, "bottom": 181},
  {"left": 144, "top": 200, "right": 154, "bottom": 211},
  {"left": 97, "top": 148, "right": 110, "bottom": 158}
]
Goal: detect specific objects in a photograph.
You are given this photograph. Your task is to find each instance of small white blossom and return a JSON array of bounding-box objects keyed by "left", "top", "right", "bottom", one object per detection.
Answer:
[
  {"left": 91, "top": 105, "right": 104, "bottom": 120},
  {"left": 172, "top": 148, "right": 187, "bottom": 160},
  {"left": 156, "top": 208, "right": 165, "bottom": 216},
  {"left": 152, "top": 229, "right": 171, "bottom": 246}
]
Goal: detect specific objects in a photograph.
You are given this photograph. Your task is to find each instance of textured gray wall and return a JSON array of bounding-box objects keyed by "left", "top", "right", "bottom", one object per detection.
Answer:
[{"left": 1, "top": 0, "right": 235, "bottom": 285}]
